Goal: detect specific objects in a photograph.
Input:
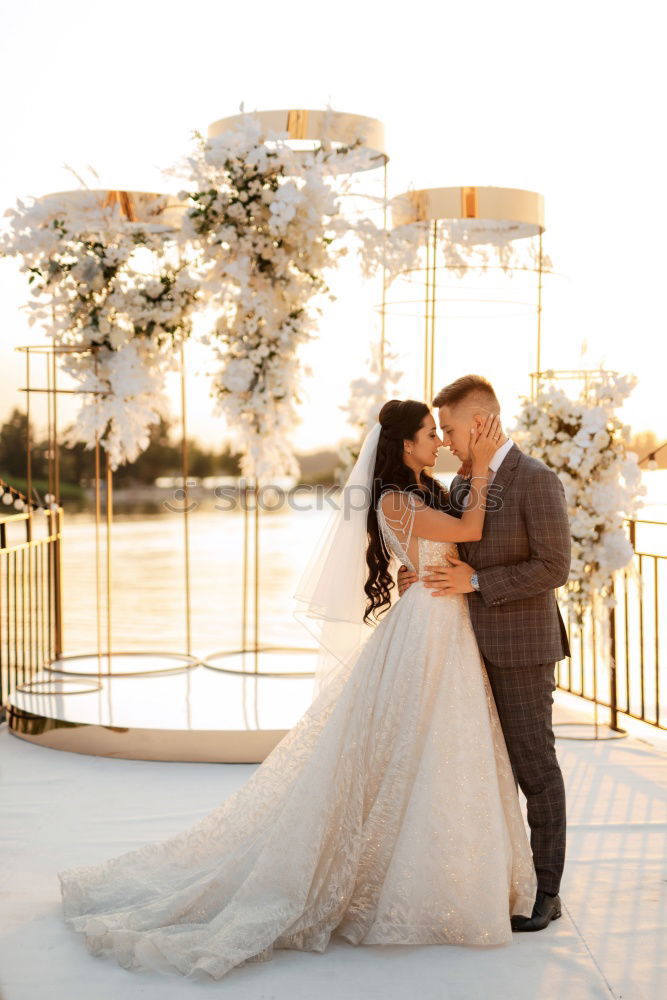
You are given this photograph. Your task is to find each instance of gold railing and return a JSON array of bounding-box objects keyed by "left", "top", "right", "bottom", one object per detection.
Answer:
[
  {"left": 0, "top": 507, "right": 63, "bottom": 720},
  {"left": 2, "top": 505, "right": 664, "bottom": 733},
  {"left": 558, "top": 518, "right": 666, "bottom": 731}
]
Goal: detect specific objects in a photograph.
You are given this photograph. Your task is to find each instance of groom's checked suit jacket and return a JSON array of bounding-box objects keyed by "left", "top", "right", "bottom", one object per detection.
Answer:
[{"left": 449, "top": 443, "right": 571, "bottom": 669}]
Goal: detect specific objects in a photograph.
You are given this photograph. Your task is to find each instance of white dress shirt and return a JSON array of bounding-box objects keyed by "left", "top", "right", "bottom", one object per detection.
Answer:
[
  {"left": 487, "top": 436, "right": 514, "bottom": 485},
  {"left": 462, "top": 436, "right": 514, "bottom": 506}
]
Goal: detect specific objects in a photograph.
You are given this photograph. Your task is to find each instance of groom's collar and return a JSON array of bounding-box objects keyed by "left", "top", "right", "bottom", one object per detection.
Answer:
[
  {"left": 489, "top": 437, "right": 515, "bottom": 474},
  {"left": 486, "top": 440, "right": 521, "bottom": 501}
]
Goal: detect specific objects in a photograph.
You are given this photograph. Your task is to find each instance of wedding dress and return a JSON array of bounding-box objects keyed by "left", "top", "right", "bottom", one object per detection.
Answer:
[{"left": 58, "top": 487, "right": 537, "bottom": 981}]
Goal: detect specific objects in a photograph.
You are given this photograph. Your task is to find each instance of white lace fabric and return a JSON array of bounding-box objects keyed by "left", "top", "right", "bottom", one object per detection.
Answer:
[{"left": 58, "top": 493, "right": 537, "bottom": 981}]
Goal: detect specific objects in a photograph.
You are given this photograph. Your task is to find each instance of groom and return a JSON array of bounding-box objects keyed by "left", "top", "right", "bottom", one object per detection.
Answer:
[{"left": 398, "top": 374, "right": 571, "bottom": 932}]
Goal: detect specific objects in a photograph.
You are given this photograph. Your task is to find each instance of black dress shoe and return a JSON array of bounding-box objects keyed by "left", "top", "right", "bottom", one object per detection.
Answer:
[{"left": 511, "top": 891, "right": 562, "bottom": 932}]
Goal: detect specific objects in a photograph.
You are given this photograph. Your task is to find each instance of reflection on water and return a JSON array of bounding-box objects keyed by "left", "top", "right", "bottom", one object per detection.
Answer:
[{"left": 60, "top": 505, "right": 335, "bottom": 657}]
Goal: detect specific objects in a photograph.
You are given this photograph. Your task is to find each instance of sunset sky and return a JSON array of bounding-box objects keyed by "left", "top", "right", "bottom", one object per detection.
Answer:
[{"left": 1, "top": 0, "right": 664, "bottom": 453}]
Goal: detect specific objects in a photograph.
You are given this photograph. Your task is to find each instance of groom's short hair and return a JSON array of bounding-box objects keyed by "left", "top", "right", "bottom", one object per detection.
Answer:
[{"left": 432, "top": 374, "right": 500, "bottom": 414}]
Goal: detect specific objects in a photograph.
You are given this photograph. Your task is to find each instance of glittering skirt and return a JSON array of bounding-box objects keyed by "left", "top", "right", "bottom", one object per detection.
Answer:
[{"left": 58, "top": 581, "right": 537, "bottom": 980}]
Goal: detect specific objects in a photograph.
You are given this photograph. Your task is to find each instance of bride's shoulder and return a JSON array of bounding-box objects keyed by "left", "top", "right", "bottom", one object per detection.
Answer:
[{"left": 377, "top": 489, "right": 428, "bottom": 517}]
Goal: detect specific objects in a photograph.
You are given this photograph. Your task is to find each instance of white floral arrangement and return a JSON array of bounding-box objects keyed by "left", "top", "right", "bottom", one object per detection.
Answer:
[
  {"left": 391, "top": 216, "right": 551, "bottom": 280},
  {"left": 174, "top": 112, "right": 417, "bottom": 480},
  {"left": 513, "top": 370, "right": 645, "bottom": 623},
  {"left": 441, "top": 222, "right": 550, "bottom": 279},
  {"left": 1, "top": 197, "right": 201, "bottom": 469},
  {"left": 337, "top": 341, "right": 403, "bottom": 483}
]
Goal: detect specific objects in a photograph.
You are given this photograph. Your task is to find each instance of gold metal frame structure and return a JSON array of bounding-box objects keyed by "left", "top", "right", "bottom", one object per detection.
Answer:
[
  {"left": 7, "top": 186, "right": 201, "bottom": 693},
  {"left": 198, "top": 108, "right": 389, "bottom": 679},
  {"left": 15, "top": 340, "right": 199, "bottom": 678},
  {"left": 529, "top": 368, "right": 619, "bottom": 401},
  {"left": 387, "top": 186, "right": 546, "bottom": 403},
  {"left": 5, "top": 115, "right": 390, "bottom": 759}
]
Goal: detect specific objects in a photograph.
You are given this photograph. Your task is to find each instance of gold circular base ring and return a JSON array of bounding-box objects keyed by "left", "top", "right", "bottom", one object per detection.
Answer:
[
  {"left": 14, "top": 678, "right": 103, "bottom": 695},
  {"left": 43, "top": 651, "right": 200, "bottom": 678},
  {"left": 200, "top": 646, "right": 317, "bottom": 678}
]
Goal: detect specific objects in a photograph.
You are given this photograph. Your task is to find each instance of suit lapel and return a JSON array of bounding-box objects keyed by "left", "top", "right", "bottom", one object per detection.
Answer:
[
  {"left": 464, "top": 443, "right": 522, "bottom": 559},
  {"left": 487, "top": 442, "right": 522, "bottom": 501}
]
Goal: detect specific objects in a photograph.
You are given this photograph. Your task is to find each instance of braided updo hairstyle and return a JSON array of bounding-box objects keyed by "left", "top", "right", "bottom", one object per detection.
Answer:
[{"left": 364, "top": 399, "right": 450, "bottom": 625}]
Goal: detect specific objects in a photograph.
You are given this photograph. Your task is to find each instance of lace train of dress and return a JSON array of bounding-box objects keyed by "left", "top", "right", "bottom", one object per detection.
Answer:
[{"left": 58, "top": 524, "right": 537, "bottom": 981}]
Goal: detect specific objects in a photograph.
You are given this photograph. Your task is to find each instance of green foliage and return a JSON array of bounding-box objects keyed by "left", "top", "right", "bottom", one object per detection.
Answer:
[{"left": 0, "top": 408, "right": 242, "bottom": 492}]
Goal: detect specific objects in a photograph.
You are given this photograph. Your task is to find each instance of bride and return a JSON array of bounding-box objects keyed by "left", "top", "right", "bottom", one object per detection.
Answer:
[{"left": 58, "top": 398, "right": 537, "bottom": 981}]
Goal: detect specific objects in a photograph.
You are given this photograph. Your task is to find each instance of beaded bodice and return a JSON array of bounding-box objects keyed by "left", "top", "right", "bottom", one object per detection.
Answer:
[{"left": 376, "top": 495, "right": 458, "bottom": 577}]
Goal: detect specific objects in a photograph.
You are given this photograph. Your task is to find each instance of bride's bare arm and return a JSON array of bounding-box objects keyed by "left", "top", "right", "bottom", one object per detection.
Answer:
[{"left": 380, "top": 414, "right": 500, "bottom": 545}]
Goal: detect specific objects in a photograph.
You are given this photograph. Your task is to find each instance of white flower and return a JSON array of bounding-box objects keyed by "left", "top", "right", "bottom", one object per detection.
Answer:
[
  {"left": 588, "top": 481, "right": 623, "bottom": 516},
  {"left": 144, "top": 280, "right": 163, "bottom": 299},
  {"left": 567, "top": 444, "right": 584, "bottom": 468},
  {"left": 621, "top": 454, "right": 642, "bottom": 488},
  {"left": 598, "top": 531, "right": 634, "bottom": 572},
  {"left": 108, "top": 327, "right": 131, "bottom": 349},
  {"left": 580, "top": 407, "right": 607, "bottom": 433},
  {"left": 222, "top": 358, "right": 256, "bottom": 393},
  {"left": 512, "top": 370, "right": 643, "bottom": 623}
]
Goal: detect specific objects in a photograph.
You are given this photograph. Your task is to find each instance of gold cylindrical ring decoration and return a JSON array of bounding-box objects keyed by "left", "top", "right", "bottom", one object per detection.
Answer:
[
  {"left": 391, "top": 185, "right": 544, "bottom": 238},
  {"left": 34, "top": 189, "right": 187, "bottom": 231},
  {"left": 207, "top": 109, "right": 388, "bottom": 167}
]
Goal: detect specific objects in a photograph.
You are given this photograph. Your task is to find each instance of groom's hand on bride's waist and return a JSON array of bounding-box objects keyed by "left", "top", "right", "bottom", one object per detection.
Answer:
[
  {"left": 397, "top": 565, "right": 418, "bottom": 596},
  {"left": 423, "top": 556, "right": 476, "bottom": 596}
]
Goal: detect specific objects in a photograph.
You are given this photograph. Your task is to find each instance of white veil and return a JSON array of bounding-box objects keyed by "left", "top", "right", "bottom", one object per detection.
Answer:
[{"left": 293, "top": 422, "right": 384, "bottom": 707}]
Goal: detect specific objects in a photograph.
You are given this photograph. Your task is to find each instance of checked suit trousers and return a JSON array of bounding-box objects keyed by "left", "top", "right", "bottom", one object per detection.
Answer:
[{"left": 482, "top": 657, "right": 566, "bottom": 896}]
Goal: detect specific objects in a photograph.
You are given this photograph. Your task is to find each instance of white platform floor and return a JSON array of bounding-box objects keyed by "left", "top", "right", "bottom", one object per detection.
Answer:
[{"left": 1, "top": 695, "right": 666, "bottom": 1000}]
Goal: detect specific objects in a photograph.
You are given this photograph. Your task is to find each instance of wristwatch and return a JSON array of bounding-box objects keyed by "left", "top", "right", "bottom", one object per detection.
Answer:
[{"left": 470, "top": 571, "right": 480, "bottom": 591}]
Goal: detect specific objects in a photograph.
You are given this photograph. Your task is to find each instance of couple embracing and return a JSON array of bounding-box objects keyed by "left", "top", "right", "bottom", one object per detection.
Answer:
[{"left": 58, "top": 374, "right": 572, "bottom": 982}]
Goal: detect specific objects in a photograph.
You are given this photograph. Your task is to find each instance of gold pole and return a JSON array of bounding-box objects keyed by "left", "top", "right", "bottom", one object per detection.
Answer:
[
  {"left": 178, "top": 339, "right": 193, "bottom": 729},
  {"left": 93, "top": 353, "right": 103, "bottom": 673},
  {"left": 25, "top": 350, "right": 34, "bottom": 674},
  {"left": 428, "top": 219, "right": 437, "bottom": 403},
  {"left": 46, "top": 340, "right": 53, "bottom": 508},
  {"left": 424, "top": 224, "right": 431, "bottom": 401},
  {"left": 55, "top": 506, "right": 64, "bottom": 657},
  {"left": 94, "top": 437, "right": 102, "bottom": 669},
  {"left": 51, "top": 348, "right": 63, "bottom": 655},
  {"left": 254, "top": 476, "right": 260, "bottom": 673},
  {"left": 52, "top": 344, "right": 60, "bottom": 508},
  {"left": 242, "top": 484, "right": 249, "bottom": 655},
  {"left": 534, "top": 230, "right": 544, "bottom": 402},
  {"left": 380, "top": 160, "right": 388, "bottom": 374},
  {"left": 25, "top": 350, "right": 32, "bottom": 537},
  {"left": 179, "top": 341, "right": 192, "bottom": 656},
  {"left": 105, "top": 447, "right": 112, "bottom": 673}
]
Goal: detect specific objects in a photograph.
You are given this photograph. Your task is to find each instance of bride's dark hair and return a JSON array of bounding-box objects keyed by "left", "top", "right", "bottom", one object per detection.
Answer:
[{"left": 364, "top": 398, "right": 450, "bottom": 625}]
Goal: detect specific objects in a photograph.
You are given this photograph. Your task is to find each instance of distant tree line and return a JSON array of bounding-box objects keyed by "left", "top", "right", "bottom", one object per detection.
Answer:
[
  {"left": 3, "top": 409, "right": 665, "bottom": 496},
  {"left": 0, "top": 408, "right": 242, "bottom": 490},
  {"left": 0, "top": 408, "right": 346, "bottom": 493}
]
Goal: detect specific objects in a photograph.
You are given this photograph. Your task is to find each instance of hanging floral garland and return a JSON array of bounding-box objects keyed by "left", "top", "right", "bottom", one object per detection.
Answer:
[
  {"left": 1, "top": 196, "right": 202, "bottom": 469},
  {"left": 174, "top": 113, "right": 417, "bottom": 480},
  {"left": 513, "top": 371, "right": 645, "bottom": 624},
  {"left": 336, "top": 340, "right": 404, "bottom": 482},
  {"left": 437, "top": 219, "right": 550, "bottom": 279}
]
